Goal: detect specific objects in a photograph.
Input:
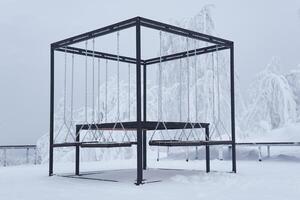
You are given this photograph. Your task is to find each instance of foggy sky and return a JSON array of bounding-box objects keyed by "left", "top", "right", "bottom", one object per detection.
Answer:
[{"left": 0, "top": 0, "right": 299, "bottom": 144}]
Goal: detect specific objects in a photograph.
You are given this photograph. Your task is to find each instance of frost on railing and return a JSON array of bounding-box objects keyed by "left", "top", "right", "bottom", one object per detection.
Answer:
[{"left": 0, "top": 145, "right": 40, "bottom": 167}]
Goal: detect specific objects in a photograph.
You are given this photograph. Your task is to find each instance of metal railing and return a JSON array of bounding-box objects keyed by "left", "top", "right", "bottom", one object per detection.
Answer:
[
  {"left": 225, "top": 142, "right": 300, "bottom": 161},
  {"left": 0, "top": 145, "right": 37, "bottom": 167}
]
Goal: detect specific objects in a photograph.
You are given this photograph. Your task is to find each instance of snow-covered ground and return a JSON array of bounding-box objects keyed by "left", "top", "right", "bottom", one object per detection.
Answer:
[{"left": 0, "top": 159, "right": 299, "bottom": 200}]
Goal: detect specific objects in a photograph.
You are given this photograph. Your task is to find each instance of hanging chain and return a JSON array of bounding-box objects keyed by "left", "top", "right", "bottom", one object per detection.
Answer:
[
  {"left": 70, "top": 53, "right": 75, "bottom": 138},
  {"left": 194, "top": 39, "right": 202, "bottom": 141},
  {"left": 92, "top": 38, "right": 95, "bottom": 123},
  {"left": 186, "top": 37, "right": 190, "bottom": 122},
  {"left": 55, "top": 48, "right": 74, "bottom": 142},
  {"left": 63, "top": 48, "right": 67, "bottom": 123},
  {"left": 158, "top": 30, "right": 163, "bottom": 121},
  {"left": 97, "top": 58, "right": 101, "bottom": 123},
  {"left": 212, "top": 50, "right": 215, "bottom": 125},
  {"left": 117, "top": 31, "right": 120, "bottom": 120},
  {"left": 150, "top": 30, "right": 168, "bottom": 142},
  {"left": 194, "top": 39, "right": 198, "bottom": 122},
  {"left": 105, "top": 59, "right": 108, "bottom": 122},
  {"left": 85, "top": 40, "right": 88, "bottom": 123},
  {"left": 216, "top": 46, "right": 221, "bottom": 124},
  {"left": 128, "top": 63, "right": 131, "bottom": 120},
  {"left": 179, "top": 58, "right": 182, "bottom": 122},
  {"left": 210, "top": 50, "right": 216, "bottom": 139}
]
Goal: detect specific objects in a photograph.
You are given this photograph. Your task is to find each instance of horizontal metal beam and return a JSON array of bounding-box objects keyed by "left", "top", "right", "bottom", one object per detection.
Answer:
[
  {"left": 236, "top": 142, "right": 300, "bottom": 146},
  {"left": 145, "top": 45, "right": 229, "bottom": 65},
  {"left": 0, "top": 145, "right": 36, "bottom": 149},
  {"left": 51, "top": 16, "right": 233, "bottom": 50},
  {"left": 139, "top": 17, "right": 232, "bottom": 46},
  {"left": 56, "top": 46, "right": 145, "bottom": 65},
  {"left": 52, "top": 17, "right": 137, "bottom": 49},
  {"left": 53, "top": 143, "right": 79, "bottom": 147}
]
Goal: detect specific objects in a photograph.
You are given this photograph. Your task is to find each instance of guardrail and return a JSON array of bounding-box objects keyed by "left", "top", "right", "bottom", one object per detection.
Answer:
[
  {"left": 0, "top": 145, "right": 37, "bottom": 167},
  {"left": 225, "top": 142, "right": 300, "bottom": 161},
  {"left": 1, "top": 142, "right": 299, "bottom": 166}
]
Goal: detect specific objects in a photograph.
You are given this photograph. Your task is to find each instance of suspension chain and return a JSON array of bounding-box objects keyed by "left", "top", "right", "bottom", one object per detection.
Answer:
[
  {"left": 117, "top": 31, "right": 120, "bottom": 120},
  {"left": 105, "top": 59, "right": 108, "bottom": 122},
  {"left": 85, "top": 40, "right": 88, "bottom": 123},
  {"left": 186, "top": 37, "right": 190, "bottom": 122},
  {"left": 92, "top": 38, "right": 95, "bottom": 123},
  {"left": 128, "top": 63, "right": 131, "bottom": 120},
  {"left": 158, "top": 31, "right": 163, "bottom": 121},
  {"left": 97, "top": 58, "right": 101, "bottom": 123}
]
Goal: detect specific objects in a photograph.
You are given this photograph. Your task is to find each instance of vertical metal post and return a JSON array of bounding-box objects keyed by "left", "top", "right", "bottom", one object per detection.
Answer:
[
  {"left": 258, "top": 146, "right": 262, "bottom": 161},
  {"left": 26, "top": 148, "right": 29, "bottom": 164},
  {"left": 3, "top": 149, "right": 7, "bottom": 167},
  {"left": 195, "top": 147, "right": 198, "bottom": 159},
  {"left": 267, "top": 145, "right": 270, "bottom": 158},
  {"left": 143, "top": 64, "right": 147, "bottom": 170},
  {"left": 205, "top": 126, "right": 210, "bottom": 172},
  {"left": 218, "top": 146, "right": 224, "bottom": 161},
  {"left": 136, "top": 18, "right": 143, "bottom": 185},
  {"left": 34, "top": 147, "right": 37, "bottom": 165},
  {"left": 49, "top": 46, "right": 55, "bottom": 176},
  {"left": 230, "top": 43, "right": 237, "bottom": 173},
  {"left": 75, "top": 125, "right": 80, "bottom": 175},
  {"left": 228, "top": 146, "right": 232, "bottom": 159}
]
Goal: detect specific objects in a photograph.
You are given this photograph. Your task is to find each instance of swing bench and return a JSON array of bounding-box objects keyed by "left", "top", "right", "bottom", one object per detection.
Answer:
[
  {"left": 146, "top": 121, "right": 232, "bottom": 147},
  {"left": 67, "top": 121, "right": 231, "bottom": 148},
  {"left": 80, "top": 142, "right": 132, "bottom": 148},
  {"left": 149, "top": 139, "right": 232, "bottom": 146}
]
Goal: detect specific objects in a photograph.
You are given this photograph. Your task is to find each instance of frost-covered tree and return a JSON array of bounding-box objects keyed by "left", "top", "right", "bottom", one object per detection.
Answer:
[
  {"left": 286, "top": 64, "right": 300, "bottom": 122},
  {"left": 157, "top": 5, "right": 245, "bottom": 140},
  {"left": 241, "top": 58, "right": 297, "bottom": 135}
]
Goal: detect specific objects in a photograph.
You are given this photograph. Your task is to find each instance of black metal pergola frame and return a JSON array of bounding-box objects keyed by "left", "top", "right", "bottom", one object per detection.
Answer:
[{"left": 49, "top": 16, "right": 236, "bottom": 185}]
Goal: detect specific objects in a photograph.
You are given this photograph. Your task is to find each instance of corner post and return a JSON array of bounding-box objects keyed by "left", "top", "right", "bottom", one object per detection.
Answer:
[
  {"left": 143, "top": 63, "right": 147, "bottom": 170},
  {"left": 49, "top": 45, "right": 55, "bottom": 176},
  {"left": 230, "top": 43, "right": 237, "bottom": 173},
  {"left": 75, "top": 125, "right": 80, "bottom": 175},
  {"left": 205, "top": 125, "right": 210, "bottom": 172},
  {"left": 136, "top": 17, "right": 143, "bottom": 185}
]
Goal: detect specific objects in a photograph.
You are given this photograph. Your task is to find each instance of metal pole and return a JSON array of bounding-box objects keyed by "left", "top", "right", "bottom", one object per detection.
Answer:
[
  {"left": 136, "top": 18, "right": 143, "bottom": 185},
  {"left": 75, "top": 126, "right": 80, "bottom": 175},
  {"left": 49, "top": 46, "right": 54, "bottom": 176},
  {"left": 3, "top": 149, "right": 7, "bottom": 167},
  {"left": 267, "top": 145, "right": 270, "bottom": 158},
  {"left": 143, "top": 64, "right": 147, "bottom": 170},
  {"left": 258, "top": 146, "right": 262, "bottom": 162},
  {"left": 205, "top": 126, "right": 210, "bottom": 172},
  {"left": 228, "top": 146, "right": 232, "bottom": 159},
  {"left": 26, "top": 148, "right": 29, "bottom": 164},
  {"left": 34, "top": 147, "right": 37, "bottom": 165},
  {"left": 218, "top": 146, "right": 224, "bottom": 161},
  {"left": 230, "top": 44, "right": 237, "bottom": 173}
]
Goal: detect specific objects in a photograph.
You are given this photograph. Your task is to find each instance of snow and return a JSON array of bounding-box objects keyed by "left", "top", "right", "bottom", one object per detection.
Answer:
[{"left": 0, "top": 159, "right": 300, "bottom": 200}]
